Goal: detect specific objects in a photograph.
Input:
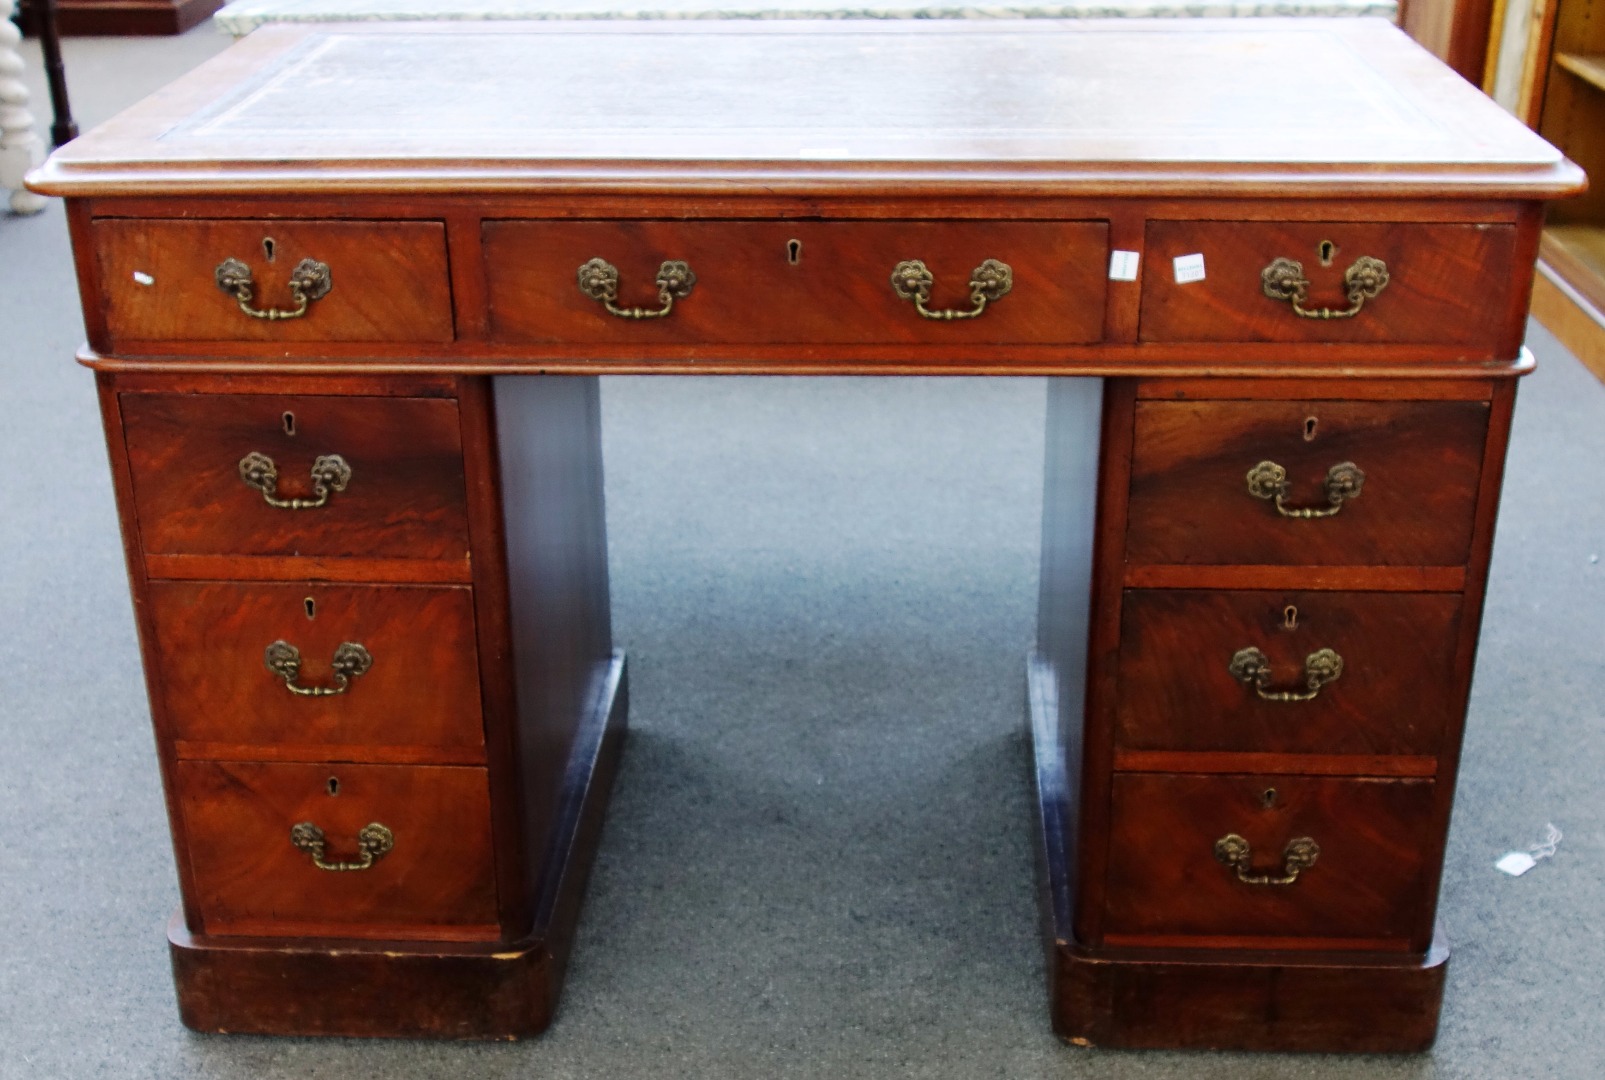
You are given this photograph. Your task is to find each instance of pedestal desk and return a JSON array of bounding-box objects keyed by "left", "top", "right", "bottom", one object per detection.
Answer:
[{"left": 27, "top": 18, "right": 1583, "bottom": 1051}]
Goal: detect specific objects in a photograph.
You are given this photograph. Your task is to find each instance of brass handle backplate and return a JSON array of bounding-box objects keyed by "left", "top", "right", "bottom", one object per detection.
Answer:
[
  {"left": 215, "top": 257, "right": 332, "bottom": 320},
  {"left": 1214, "top": 833, "right": 1320, "bottom": 885},
  {"left": 264, "top": 640, "right": 373, "bottom": 697},
  {"left": 890, "top": 258, "right": 1013, "bottom": 320},
  {"left": 1246, "top": 460, "right": 1364, "bottom": 518},
  {"left": 239, "top": 451, "right": 351, "bottom": 510},
  {"left": 290, "top": 821, "right": 394, "bottom": 872},
  {"left": 1261, "top": 255, "right": 1388, "bottom": 320},
  {"left": 1229, "top": 646, "right": 1343, "bottom": 702},
  {"left": 577, "top": 257, "right": 695, "bottom": 319}
]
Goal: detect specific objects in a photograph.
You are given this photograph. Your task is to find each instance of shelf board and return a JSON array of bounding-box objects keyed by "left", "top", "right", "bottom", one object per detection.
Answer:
[{"left": 1555, "top": 52, "right": 1605, "bottom": 95}]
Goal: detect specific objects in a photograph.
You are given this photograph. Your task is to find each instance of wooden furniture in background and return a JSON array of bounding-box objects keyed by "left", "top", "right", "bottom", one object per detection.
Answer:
[
  {"left": 1482, "top": 0, "right": 1605, "bottom": 380},
  {"left": 27, "top": 18, "right": 1580, "bottom": 1051},
  {"left": 28, "top": 0, "right": 223, "bottom": 35},
  {"left": 1400, "top": 0, "right": 1497, "bottom": 83}
]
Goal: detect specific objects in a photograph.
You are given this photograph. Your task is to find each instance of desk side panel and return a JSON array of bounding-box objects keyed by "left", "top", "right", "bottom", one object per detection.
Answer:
[
  {"left": 1035, "top": 377, "right": 1109, "bottom": 944},
  {"left": 491, "top": 375, "right": 616, "bottom": 933}
]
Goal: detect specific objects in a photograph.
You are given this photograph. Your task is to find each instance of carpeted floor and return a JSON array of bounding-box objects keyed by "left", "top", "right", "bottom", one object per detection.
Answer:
[{"left": 2, "top": 24, "right": 1602, "bottom": 1080}]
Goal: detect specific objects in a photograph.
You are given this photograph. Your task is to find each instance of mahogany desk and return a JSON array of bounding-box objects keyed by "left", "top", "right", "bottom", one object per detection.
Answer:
[{"left": 27, "top": 18, "right": 1583, "bottom": 1052}]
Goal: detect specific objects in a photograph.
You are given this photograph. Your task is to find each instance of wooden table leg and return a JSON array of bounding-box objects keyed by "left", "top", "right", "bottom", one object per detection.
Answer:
[{"left": 0, "top": 0, "right": 49, "bottom": 214}]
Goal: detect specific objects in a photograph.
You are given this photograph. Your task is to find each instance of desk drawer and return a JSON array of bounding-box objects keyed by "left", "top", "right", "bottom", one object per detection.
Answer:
[
  {"left": 1139, "top": 220, "right": 1517, "bottom": 348},
  {"left": 1116, "top": 589, "right": 1462, "bottom": 757},
  {"left": 150, "top": 581, "right": 485, "bottom": 763},
  {"left": 121, "top": 392, "right": 471, "bottom": 562},
  {"left": 94, "top": 219, "right": 455, "bottom": 345},
  {"left": 483, "top": 220, "right": 1108, "bottom": 346},
  {"left": 176, "top": 760, "right": 499, "bottom": 941},
  {"left": 1104, "top": 773, "right": 1434, "bottom": 947},
  {"left": 1125, "top": 398, "right": 1488, "bottom": 567}
]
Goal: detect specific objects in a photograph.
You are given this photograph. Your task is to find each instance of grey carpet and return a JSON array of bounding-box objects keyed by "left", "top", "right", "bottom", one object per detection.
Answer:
[{"left": 2, "top": 25, "right": 1602, "bottom": 1080}]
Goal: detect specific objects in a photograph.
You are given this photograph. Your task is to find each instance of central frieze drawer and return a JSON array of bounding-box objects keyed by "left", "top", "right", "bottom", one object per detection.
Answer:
[
  {"left": 483, "top": 220, "right": 1109, "bottom": 345},
  {"left": 1125, "top": 398, "right": 1489, "bottom": 567},
  {"left": 120, "top": 392, "right": 471, "bottom": 562},
  {"left": 1104, "top": 773, "right": 1434, "bottom": 946},
  {"left": 1139, "top": 220, "right": 1518, "bottom": 348},
  {"left": 93, "top": 219, "right": 455, "bottom": 345},
  {"left": 149, "top": 581, "right": 485, "bottom": 762},
  {"left": 1116, "top": 589, "right": 1463, "bottom": 757},
  {"left": 176, "top": 760, "right": 499, "bottom": 941}
]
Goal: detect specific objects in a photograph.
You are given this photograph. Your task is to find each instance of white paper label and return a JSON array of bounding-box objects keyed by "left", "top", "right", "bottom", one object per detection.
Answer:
[
  {"left": 132, "top": 271, "right": 155, "bottom": 286},
  {"left": 1109, "top": 250, "right": 1140, "bottom": 281},
  {"left": 1495, "top": 851, "right": 1538, "bottom": 876},
  {"left": 1173, "top": 253, "right": 1206, "bottom": 284}
]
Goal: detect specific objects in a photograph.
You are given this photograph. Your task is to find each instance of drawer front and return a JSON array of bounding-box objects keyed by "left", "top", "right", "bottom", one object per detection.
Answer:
[
  {"left": 150, "top": 582, "right": 484, "bottom": 762},
  {"left": 121, "top": 392, "right": 471, "bottom": 561},
  {"left": 95, "top": 219, "right": 454, "bottom": 344},
  {"left": 1104, "top": 774, "right": 1434, "bottom": 945},
  {"left": 1139, "top": 220, "right": 1517, "bottom": 347},
  {"left": 484, "top": 220, "right": 1109, "bottom": 345},
  {"left": 177, "top": 760, "right": 499, "bottom": 940},
  {"left": 1117, "top": 589, "right": 1463, "bottom": 757},
  {"left": 1125, "top": 399, "right": 1489, "bottom": 567}
]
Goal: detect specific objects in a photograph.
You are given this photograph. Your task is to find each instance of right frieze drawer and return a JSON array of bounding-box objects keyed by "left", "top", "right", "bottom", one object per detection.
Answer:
[
  {"left": 1125, "top": 398, "right": 1489, "bottom": 567},
  {"left": 1138, "top": 220, "right": 1517, "bottom": 348}
]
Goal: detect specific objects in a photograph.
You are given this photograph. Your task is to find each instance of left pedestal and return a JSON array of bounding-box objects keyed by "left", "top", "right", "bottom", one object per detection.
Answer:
[{"left": 96, "top": 370, "right": 622, "bottom": 1038}]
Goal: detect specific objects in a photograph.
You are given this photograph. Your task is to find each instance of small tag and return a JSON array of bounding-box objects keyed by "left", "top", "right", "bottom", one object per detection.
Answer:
[
  {"left": 1109, "top": 250, "right": 1140, "bottom": 281},
  {"left": 1173, "top": 253, "right": 1206, "bottom": 284},
  {"left": 1496, "top": 851, "right": 1538, "bottom": 876},
  {"left": 132, "top": 271, "right": 155, "bottom": 286}
]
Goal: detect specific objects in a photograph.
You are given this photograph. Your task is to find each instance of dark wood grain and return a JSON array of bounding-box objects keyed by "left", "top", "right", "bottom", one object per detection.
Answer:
[
  {"left": 1104, "top": 773, "right": 1435, "bottom": 944},
  {"left": 175, "top": 760, "right": 499, "bottom": 941},
  {"left": 1139, "top": 220, "right": 1519, "bottom": 351},
  {"left": 94, "top": 218, "right": 454, "bottom": 344},
  {"left": 1126, "top": 398, "right": 1490, "bottom": 567},
  {"left": 484, "top": 220, "right": 1108, "bottom": 346},
  {"left": 150, "top": 581, "right": 484, "bottom": 764},
  {"left": 120, "top": 391, "right": 471, "bottom": 562},
  {"left": 1116, "top": 589, "right": 1465, "bottom": 757}
]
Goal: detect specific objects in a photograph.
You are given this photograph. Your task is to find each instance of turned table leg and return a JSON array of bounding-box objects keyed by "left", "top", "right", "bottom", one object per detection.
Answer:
[{"left": 1, "top": 0, "right": 49, "bottom": 215}]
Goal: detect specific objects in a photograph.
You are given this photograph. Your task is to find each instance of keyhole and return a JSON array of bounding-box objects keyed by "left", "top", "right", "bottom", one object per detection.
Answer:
[
  {"left": 1318, "top": 240, "right": 1335, "bottom": 266},
  {"left": 1283, "top": 605, "right": 1299, "bottom": 630},
  {"left": 786, "top": 239, "right": 803, "bottom": 265},
  {"left": 282, "top": 411, "right": 297, "bottom": 436},
  {"left": 263, "top": 237, "right": 277, "bottom": 262},
  {"left": 1303, "top": 416, "right": 1318, "bottom": 441},
  {"left": 1262, "top": 787, "right": 1278, "bottom": 808},
  {"left": 304, "top": 597, "right": 316, "bottom": 620},
  {"left": 327, "top": 777, "right": 340, "bottom": 796}
]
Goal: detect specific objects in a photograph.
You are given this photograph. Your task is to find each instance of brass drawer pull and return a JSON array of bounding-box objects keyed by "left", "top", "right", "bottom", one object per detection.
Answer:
[
  {"left": 290, "top": 821, "right": 394, "bottom": 872},
  {"left": 238, "top": 451, "right": 352, "bottom": 510},
  {"left": 264, "top": 640, "right": 373, "bottom": 697},
  {"left": 214, "top": 257, "right": 333, "bottom": 321},
  {"left": 1214, "top": 834, "right": 1320, "bottom": 886},
  {"left": 1229, "top": 646, "right": 1343, "bottom": 702},
  {"left": 890, "top": 258, "right": 1012, "bottom": 320},
  {"left": 1261, "top": 255, "right": 1388, "bottom": 320},
  {"left": 577, "top": 257, "right": 695, "bottom": 319},
  {"left": 1246, "top": 460, "right": 1364, "bottom": 518}
]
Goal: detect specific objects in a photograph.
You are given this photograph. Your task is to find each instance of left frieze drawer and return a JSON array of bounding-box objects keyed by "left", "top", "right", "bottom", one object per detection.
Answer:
[{"left": 93, "top": 218, "right": 455, "bottom": 346}]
